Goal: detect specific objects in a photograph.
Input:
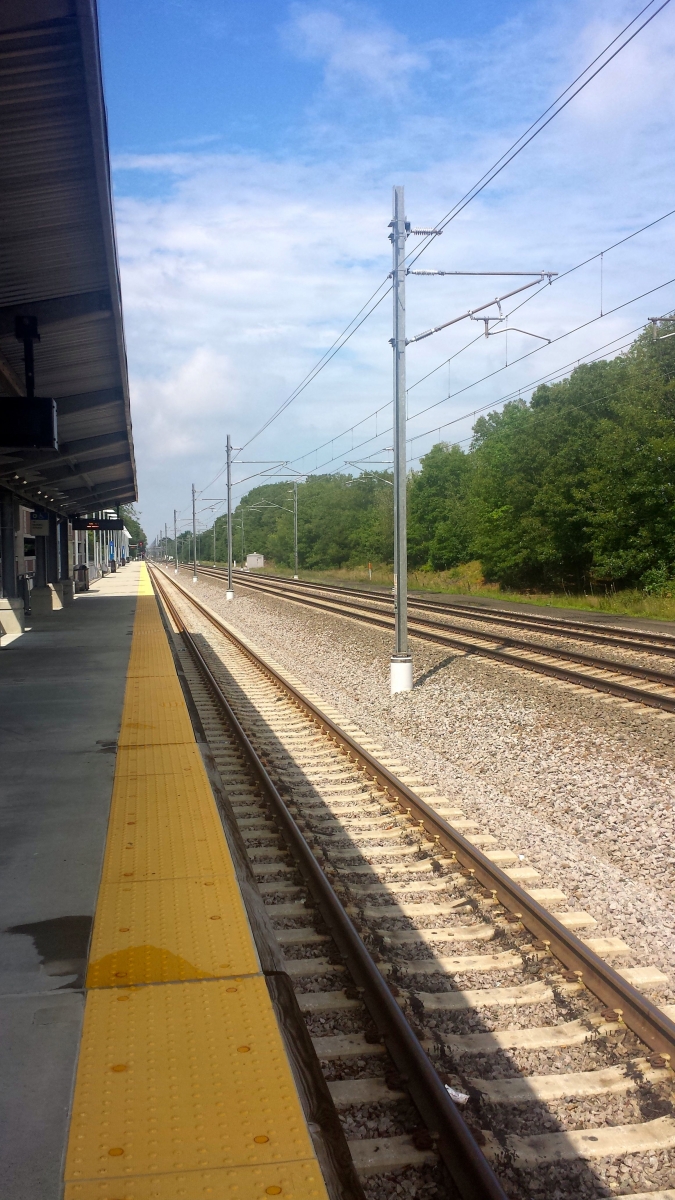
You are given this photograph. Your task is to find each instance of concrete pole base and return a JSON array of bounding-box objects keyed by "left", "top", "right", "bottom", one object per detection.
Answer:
[
  {"left": 0, "top": 597, "right": 25, "bottom": 635},
  {"left": 293, "top": 575, "right": 299, "bottom": 580},
  {"left": 226, "top": 590, "right": 234, "bottom": 601},
  {"left": 390, "top": 654, "right": 413, "bottom": 694},
  {"left": 30, "top": 584, "right": 63, "bottom": 615},
  {"left": 192, "top": 575, "right": 198, "bottom": 584},
  {"left": 56, "top": 580, "right": 75, "bottom": 606}
]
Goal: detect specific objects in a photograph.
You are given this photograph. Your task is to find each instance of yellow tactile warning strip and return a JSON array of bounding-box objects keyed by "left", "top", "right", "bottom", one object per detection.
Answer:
[
  {"left": 87, "top": 876, "right": 254, "bottom": 986},
  {"left": 100, "top": 749, "right": 235, "bottom": 885},
  {"left": 66, "top": 979, "right": 318, "bottom": 1179},
  {"left": 65, "top": 564, "right": 329, "bottom": 1200}
]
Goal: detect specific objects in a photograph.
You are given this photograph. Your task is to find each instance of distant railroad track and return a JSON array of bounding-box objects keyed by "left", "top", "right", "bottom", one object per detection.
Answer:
[
  {"left": 151, "top": 563, "right": 675, "bottom": 1200},
  {"left": 228, "top": 569, "right": 675, "bottom": 657},
  {"left": 187, "top": 565, "right": 675, "bottom": 715}
]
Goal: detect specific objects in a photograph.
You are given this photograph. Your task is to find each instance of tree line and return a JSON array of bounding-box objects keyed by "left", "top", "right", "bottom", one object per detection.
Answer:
[
  {"left": 181, "top": 321, "right": 675, "bottom": 592},
  {"left": 120, "top": 505, "right": 146, "bottom": 554}
]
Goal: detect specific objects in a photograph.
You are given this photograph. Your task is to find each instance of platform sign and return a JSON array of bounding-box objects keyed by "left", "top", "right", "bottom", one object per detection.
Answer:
[
  {"left": 30, "top": 509, "right": 49, "bottom": 536},
  {"left": 71, "top": 518, "right": 124, "bottom": 531}
]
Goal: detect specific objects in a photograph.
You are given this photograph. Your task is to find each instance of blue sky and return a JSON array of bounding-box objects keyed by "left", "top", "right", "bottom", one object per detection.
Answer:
[{"left": 98, "top": 0, "right": 675, "bottom": 542}]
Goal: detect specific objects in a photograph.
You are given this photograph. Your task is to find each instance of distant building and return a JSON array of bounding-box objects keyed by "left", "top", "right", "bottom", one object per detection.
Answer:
[{"left": 246, "top": 552, "right": 265, "bottom": 569}]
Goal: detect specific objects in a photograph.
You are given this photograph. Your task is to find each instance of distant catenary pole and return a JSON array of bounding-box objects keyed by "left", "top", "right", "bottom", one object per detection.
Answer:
[
  {"left": 226, "top": 434, "right": 234, "bottom": 600},
  {"left": 192, "top": 483, "right": 198, "bottom": 583},
  {"left": 293, "top": 480, "right": 299, "bottom": 578}
]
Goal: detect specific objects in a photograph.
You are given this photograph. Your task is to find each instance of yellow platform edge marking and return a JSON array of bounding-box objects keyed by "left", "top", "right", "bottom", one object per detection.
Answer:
[{"left": 64, "top": 564, "right": 329, "bottom": 1199}]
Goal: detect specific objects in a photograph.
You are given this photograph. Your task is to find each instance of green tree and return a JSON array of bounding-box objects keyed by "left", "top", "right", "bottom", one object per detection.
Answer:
[
  {"left": 408, "top": 443, "right": 473, "bottom": 569},
  {"left": 582, "top": 321, "right": 675, "bottom": 582},
  {"left": 190, "top": 320, "right": 675, "bottom": 591},
  {"left": 120, "top": 504, "right": 146, "bottom": 557}
]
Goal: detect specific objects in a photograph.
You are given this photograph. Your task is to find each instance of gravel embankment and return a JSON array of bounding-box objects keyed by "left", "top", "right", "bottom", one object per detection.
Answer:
[{"left": 180, "top": 571, "right": 675, "bottom": 990}]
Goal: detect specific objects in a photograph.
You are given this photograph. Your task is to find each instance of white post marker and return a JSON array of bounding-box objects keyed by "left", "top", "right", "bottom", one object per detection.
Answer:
[{"left": 390, "top": 185, "right": 413, "bottom": 694}]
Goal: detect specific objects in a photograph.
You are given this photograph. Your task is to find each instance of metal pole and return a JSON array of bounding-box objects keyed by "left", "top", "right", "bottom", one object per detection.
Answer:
[
  {"left": 192, "top": 484, "right": 198, "bottom": 583},
  {"left": 174, "top": 509, "right": 178, "bottom": 574},
  {"left": 226, "top": 433, "right": 234, "bottom": 599},
  {"left": 293, "top": 480, "right": 299, "bottom": 578},
  {"left": 213, "top": 520, "right": 216, "bottom": 567},
  {"left": 164, "top": 522, "right": 167, "bottom": 563},
  {"left": 390, "top": 185, "right": 412, "bottom": 693}
]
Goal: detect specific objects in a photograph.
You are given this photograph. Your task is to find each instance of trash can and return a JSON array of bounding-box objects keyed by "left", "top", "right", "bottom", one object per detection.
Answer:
[{"left": 74, "top": 564, "right": 89, "bottom": 592}]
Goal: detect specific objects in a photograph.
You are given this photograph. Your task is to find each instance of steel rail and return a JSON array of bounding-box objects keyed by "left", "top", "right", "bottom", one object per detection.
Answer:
[
  {"left": 149, "top": 565, "right": 509, "bottom": 1200},
  {"left": 154, "top": 565, "right": 675, "bottom": 1064},
  {"left": 191, "top": 566, "right": 675, "bottom": 713},
  {"left": 221, "top": 571, "right": 675, "bottom": 688},
  {"left": 217, "top": 565, "right": 675, "bottom": 656}
]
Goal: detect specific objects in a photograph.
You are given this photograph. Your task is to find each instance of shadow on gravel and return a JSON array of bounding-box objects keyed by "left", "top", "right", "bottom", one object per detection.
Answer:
[{"left": 413, "top": 655, "right": 461, "bottom": 688}]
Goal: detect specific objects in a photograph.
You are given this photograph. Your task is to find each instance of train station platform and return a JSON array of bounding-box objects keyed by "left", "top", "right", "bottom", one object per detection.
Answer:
[{"left": 0, "top": 564, "right": 330, "bottom": 1200}]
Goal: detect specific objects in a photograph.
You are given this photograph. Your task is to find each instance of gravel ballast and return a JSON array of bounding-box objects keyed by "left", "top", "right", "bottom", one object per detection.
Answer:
[{"left": 178, "top": 570, "right": 675, "bottom": 992}]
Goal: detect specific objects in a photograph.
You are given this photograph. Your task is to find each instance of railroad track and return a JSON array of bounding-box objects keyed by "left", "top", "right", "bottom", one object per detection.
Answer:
[
  {"left": 219, "top": 567, "right": 675, "bottom": 657},
  {"left": 190, "top": 565, "right": 675, "bottom": 715},
  {"left": 151, "top": 564, "right": 675, "bottom": 1200}
]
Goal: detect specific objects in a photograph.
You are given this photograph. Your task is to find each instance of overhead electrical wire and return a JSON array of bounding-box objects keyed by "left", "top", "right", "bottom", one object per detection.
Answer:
[
  {"left": 212, "top": 266, "right": 675, "bottom": 505},
  {"left": 190, "top": 312, "right": 671, "bottom": 535},
  {"left": 407, "top": 275, "right": 675, "bottom": 430},
  {"left": 404, "top": 0, "right": 673, "bottom": 269},
  {"left": 406, "top": 204, "right": 675, "bottom": 395},
  {"left": 297, "top": 273, "right": 675, "bottom": 476},
  {"left": 407, "top": 328, "right": 659, "bottom": 464},
  {"left": 406, "top": 325, "right": 649, "bottom": 456},
  {"left": 209, "top": 0, "right": 671, "bottom": 477},
  {"left": 198, "top": 320, "right": 658, "bottom": 538},
  {"left": 182, "top": 0, "right": 673, "bottom": 545},
  {"left": 197, "top": 279, "right": 394, "bottom": 490},
  {"left": 287, "top": 205, "right": 675, "bottom": 473}
]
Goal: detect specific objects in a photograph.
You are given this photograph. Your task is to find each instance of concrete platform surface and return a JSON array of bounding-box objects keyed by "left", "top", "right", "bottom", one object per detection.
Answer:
[{"left": 0, "top": 564, "right": 140, "bottom": 1200}]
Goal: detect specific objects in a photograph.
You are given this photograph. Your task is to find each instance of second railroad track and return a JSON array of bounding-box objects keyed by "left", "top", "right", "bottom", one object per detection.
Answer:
[{"left": 191, "top": 565, "right": 675, "bottom": 715}]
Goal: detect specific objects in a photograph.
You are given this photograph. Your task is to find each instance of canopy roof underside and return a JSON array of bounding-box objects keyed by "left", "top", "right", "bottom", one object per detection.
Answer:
[{"left": 0, "top": 0, "right": 137, "bottom": 515}]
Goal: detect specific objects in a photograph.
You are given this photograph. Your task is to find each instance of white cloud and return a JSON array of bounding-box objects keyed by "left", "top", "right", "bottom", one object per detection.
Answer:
[
  {"left": 116, "top": 0, "right": 675, "bottom": 536},
  {"left": 282, "top": 3, "right": 428, "bottom": 98}
]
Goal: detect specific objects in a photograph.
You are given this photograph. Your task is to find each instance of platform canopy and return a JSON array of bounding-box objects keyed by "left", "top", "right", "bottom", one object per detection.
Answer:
[{"left": 0, "top": 0, "right": 137, "bottom": 515}]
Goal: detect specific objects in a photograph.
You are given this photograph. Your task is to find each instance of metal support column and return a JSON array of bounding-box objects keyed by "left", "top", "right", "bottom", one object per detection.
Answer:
[
  {"left": 174, "top": 509, "right": 178, "bottom": 574},
  {"left": 293, "top": 480, "right": 299, "bottom": 579},
  {"left": 192, "top": 483, "right": 198, "bottom": 583},
  {"left": 59, "top": 519, "right": 70, "bottom": 579},
  {"left": 390, "top": 185, "right": 412, "bottom": 693},
  {"left": 0, "top": 489, "right": 17, "bottom": 599},
  {"left": 35, "top": 534, "right": 47, "bottom": 589},
  {"left": 226, "top": 434, "right": 234, "bottom": 599},
  {"left": 46, "top": 512, "right": 59, "bottom": 584}
]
